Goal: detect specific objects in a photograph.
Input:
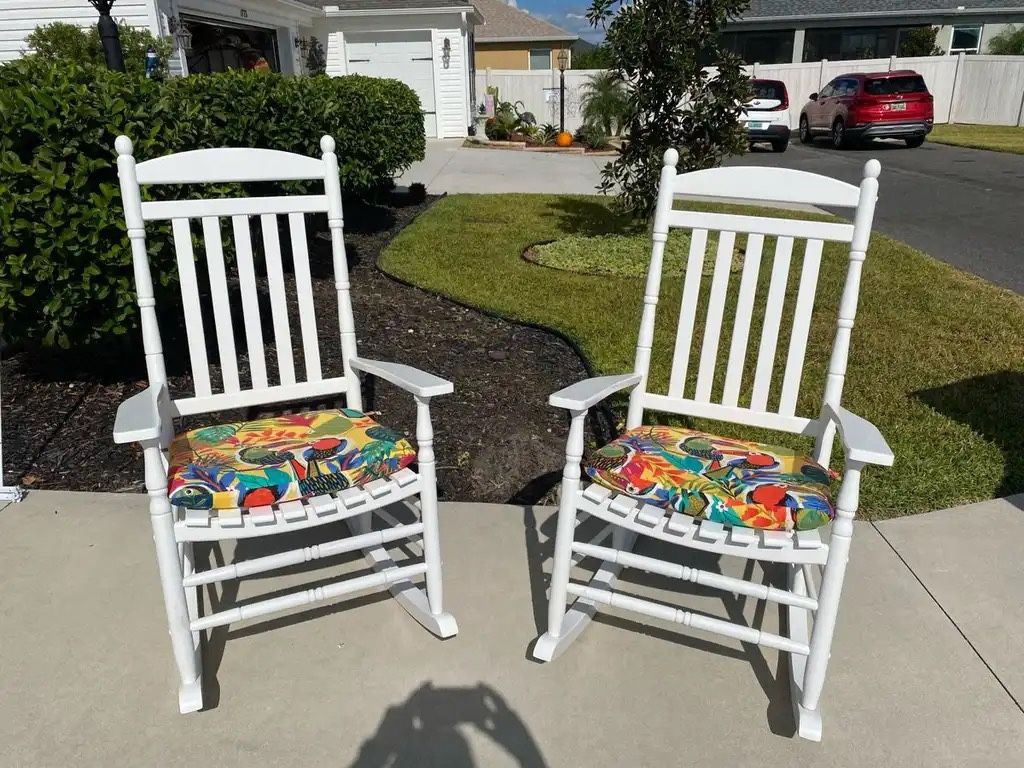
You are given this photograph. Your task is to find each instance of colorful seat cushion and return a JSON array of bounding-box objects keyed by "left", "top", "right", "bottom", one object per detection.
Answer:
[
  {"left": 168, "top": 408, "right": 416, "bottom": 511},
  {"left": 584, "top": 425, "right": 837, "bottom": 531}
]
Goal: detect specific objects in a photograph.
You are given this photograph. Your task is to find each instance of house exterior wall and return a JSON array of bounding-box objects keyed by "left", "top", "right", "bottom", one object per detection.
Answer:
[
  {"left": 314, "top": 11, "right": 472, "bottom": 139},
  {"left": 0, "top": 0, "right": 313, "bottom": 74},
  {"left": 728, "top": 13, "right": 1024, "bottom": 63},
  {"left": 0, "top": 0, "right": 157, "bottom": 63},
  {"left": 475, "top": 41, "right": 571, "bottom": 70}
]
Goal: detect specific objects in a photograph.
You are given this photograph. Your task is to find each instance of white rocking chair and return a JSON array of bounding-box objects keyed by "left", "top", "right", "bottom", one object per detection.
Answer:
[
  {"left": 112, "top": 135, "right": 457, "bottom": 714},
  {"left": 534, "top": 152, "right": 894, "bottom": 741}
]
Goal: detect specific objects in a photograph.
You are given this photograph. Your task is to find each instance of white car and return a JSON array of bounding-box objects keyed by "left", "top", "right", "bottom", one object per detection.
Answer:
[{"left": 741, "top": 79, "right": 791, "bottom": 153}]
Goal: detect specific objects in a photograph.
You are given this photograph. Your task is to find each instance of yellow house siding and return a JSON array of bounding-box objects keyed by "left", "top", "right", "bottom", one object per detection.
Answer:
[{"left": 475, "top": 42, "right": 572, "bottom": 70}]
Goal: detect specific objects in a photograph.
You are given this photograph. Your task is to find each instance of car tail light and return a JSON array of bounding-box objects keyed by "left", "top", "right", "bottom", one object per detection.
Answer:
[{"left": 770, "top": 91, "right": 790, "bottom": 111}]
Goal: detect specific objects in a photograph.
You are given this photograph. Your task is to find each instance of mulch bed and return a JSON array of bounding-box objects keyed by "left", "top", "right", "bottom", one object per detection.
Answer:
[{"left": 0, "top": 194, "right": 608, "bottom": 505}]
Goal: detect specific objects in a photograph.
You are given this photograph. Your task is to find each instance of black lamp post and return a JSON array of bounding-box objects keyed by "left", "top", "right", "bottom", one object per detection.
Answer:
[
  {"left": 88, "top": 0, "right": 125, "bottom": 71},
  {"left": 557, "top": 48, "right": 570, "bottom": 133}
]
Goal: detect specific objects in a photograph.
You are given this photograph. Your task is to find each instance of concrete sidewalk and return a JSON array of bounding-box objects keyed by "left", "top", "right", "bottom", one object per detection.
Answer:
[
  {"left": 1, "top": 491, "right": 1022, "bottom": 766},
  {"left": 397, "top": 140, "right": 824, "bottom": 213},
  {"left": 397, "top": 139, "right": 610, "bottom": 195}
]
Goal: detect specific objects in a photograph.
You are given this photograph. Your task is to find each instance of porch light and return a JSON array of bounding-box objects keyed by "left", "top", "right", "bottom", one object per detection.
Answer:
[
  {"left": 442, "top": 37, "right": 451, "bottom": 68},
  {"left": 557, "top": 48, "right": 569, "bottom": 72},
  {"left": 167, "top": 16, "right": 193, "bottom": 52}
]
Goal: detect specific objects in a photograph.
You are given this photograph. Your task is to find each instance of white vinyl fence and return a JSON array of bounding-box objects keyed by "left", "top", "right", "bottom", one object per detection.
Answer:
[{"left": 477, "top": 53, "right": 1024, "bottom": 132}]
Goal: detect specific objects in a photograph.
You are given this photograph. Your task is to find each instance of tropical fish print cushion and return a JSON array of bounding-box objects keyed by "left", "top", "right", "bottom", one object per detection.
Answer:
[
  {"left": 168, "top": 408, "right": 415, "bottom": 512},
  {"left": 584, "top": 425, "right": 837, "bottom": 531}
]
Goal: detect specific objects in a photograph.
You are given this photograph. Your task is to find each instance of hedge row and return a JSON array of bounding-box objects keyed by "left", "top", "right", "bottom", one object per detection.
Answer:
[{"left": 0, "top": 60, "right": 426, "bottom": 347}]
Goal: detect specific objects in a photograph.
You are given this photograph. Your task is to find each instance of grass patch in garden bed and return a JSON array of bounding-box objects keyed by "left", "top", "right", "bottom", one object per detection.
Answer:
[
  {"left": 381, "top": 193, "right": 1024, "bottom": 519},
  {"left": 929, "top": 124, "right": 1024, "bottom": 154},
  {"left": 527, "top": 231, "right": 742, "bottom": 278}
]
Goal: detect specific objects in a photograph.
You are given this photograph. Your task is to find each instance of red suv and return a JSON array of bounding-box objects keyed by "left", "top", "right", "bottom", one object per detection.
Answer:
[{"left": 798, "top": 70, "right": 934, "bottom": 149}]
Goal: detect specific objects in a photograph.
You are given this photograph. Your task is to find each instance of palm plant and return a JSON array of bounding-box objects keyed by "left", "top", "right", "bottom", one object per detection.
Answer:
[{"left": 580, "top": 70, "right": 629, "bottom": 137}]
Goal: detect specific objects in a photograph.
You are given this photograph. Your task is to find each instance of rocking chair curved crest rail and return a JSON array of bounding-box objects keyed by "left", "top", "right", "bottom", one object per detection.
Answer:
[
  {"left": 112, "top": 135, "right": 457, "bottom": 714},
  {"left": 534, "top": 150, "right": 894, "bottom": 742}
]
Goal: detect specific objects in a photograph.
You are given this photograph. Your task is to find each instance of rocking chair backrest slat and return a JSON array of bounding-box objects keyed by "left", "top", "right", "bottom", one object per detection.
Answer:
[
  {"left": 693, "top": 230, "right": 736, "bottom": 402},
  {"left": 116, "top": 135, "right": 362, "bottom": 418},
  {"left": 171, "top": 218, "right": 212, "bottom": 398},
  {"left": 721, "top": 233, "right": 764, "bottom": 407},
  {"left": 260, "top": 212, "right": 298, "bottom": 387},
  {"left": 288, "top": 212, "right": 323, "bottom": 383},
  {"left": 666, "top": 228, "right": 708, "bottom": 397},
  {"left": 626, "top": 151, "right": 880, "bottom": 468},
  {"left": 778, "top": 238, "right": 824, "bottom": 417},
  {"left": 749, "top": 235, "right": 794, "bottom": 412},
  {"left": 231, "top": 215, "right": 269, "bottom": 390},
  {"left": 200, "top": 216, "right": 241, "bottom": 394}
]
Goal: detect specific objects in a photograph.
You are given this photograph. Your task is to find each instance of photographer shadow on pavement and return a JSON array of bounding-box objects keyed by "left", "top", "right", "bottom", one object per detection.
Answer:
[{"left": 349, "top": 682, "right": 549, "bottom": 768}]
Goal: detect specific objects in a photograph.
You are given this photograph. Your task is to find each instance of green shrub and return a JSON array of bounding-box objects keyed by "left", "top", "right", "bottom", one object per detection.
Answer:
[
  {"left": 575, "top": 123, "right": 610, "bottom": 150},
  {"left": 26, "top": 20, "right": 175, "bottom": 78},
  {"left": 0, "top": 60, "right": 425, "bottom": 347}
]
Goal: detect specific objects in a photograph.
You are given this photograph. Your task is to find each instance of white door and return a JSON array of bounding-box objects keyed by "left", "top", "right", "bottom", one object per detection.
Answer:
[{"left": 345, "top": 31, "right": 437, "bottom": 138}]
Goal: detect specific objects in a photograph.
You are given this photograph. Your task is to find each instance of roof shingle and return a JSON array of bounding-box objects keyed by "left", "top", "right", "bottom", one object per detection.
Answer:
[
  {"left": 315, "top": 1, "right": 473, "bottom": 10},
  {"left": 741, "top": 0, "right": 1024, "bottom": 20},
  {"left": 472, "top": 0, "right": 576, "bottom": 42}
]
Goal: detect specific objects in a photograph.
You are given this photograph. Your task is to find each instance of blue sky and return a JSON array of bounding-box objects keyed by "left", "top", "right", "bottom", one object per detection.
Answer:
[{"left": 516, "top": 1, "right": 606, "bottom": 44}]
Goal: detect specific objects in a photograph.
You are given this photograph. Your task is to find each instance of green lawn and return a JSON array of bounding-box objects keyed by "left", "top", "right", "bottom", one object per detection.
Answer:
[
  {"left": 381, "top": 194, "right": 1024, "bottom": 519},
  {"left": 930, "top": 123, "right": 1024, "bottom": 154}
]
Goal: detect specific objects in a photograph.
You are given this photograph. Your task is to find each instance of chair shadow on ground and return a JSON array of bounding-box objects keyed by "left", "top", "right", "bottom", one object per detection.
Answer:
[
  {"left": 521, "top": 506, "right": 796, "bottom": 737},
  {"left": 347, "top": 682, "right": 549, "bottom": 768},
  {"left": 915, "top": 370, "right": 1024, "bottom": 510},
  {"left": 193, "top": 511, "right": 420, "bottom": 709}
]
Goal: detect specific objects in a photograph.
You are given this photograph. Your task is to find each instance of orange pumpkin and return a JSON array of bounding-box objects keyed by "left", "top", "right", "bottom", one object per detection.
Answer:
[{"left": 555, "top": 131, "right": 573, "bottom": 147}]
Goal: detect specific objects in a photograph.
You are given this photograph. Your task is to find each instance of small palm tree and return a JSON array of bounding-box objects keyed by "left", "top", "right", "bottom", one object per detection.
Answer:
[{"left": 580, "top": 70, "right": 629, "bottom": 137}]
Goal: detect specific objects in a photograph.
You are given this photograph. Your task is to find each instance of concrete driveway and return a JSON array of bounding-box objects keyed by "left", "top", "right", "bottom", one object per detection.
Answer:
[
  {"left": 2, "top": 490, "right": 1023, "bottom": 766},
  {"left": 402, "top": 138, "right": 1024, "bottom": 294}
]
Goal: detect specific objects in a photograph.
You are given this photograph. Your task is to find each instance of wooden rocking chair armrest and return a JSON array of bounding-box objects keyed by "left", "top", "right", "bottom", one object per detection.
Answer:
[
  {"left": 350, "top": 357, "right": 454, "bottom": 398},
  {"left": 823, "top": 404, "right": 894, "bottom": 467},
  {"left": 113, "top": 384, "right": 171, "bottom": 444},
  {"left": 549, "top": 373, "right": 642, "bottom": 411}
]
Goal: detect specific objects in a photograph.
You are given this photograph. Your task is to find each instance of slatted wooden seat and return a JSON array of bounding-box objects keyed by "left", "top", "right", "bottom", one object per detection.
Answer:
[
  {"left": 112, "top": 136, "right": 457, "bottom": 714},
  {"left": 534, "top": 152, "right": 894, "bottom": 742}
]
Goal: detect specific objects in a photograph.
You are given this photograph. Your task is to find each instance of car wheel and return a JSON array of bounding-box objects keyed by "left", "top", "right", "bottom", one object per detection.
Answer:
[
  {"left": 799, "top": 116, "right": 813, "bottom": 144},
  {"left": 772, "top": 139, "right": 788, "bottom": 153},
  {"left": 831, "top": 119, "right": 848, "bottom": 149},
  {"left": 905, "top": 136, "right": 925, "bottom": 148}
]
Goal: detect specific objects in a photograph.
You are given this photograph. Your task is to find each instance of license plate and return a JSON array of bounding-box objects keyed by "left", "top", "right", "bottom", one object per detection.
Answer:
[
  {"left": 749, "top": 122, "right": 768, "bottom": 130},
  {"left": 889, "top": 102, "right": 907, "bottom": 111}
]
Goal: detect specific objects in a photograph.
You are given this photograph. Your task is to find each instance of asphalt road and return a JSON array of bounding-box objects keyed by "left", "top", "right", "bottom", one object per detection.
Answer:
[{"left": 724, "top": 138, "right": 1024, "bottom": 294}]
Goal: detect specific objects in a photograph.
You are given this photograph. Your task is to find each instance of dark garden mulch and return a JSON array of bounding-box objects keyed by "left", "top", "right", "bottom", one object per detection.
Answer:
[{"left": 0, "top": 194, "right": 610, "bottom": 505}]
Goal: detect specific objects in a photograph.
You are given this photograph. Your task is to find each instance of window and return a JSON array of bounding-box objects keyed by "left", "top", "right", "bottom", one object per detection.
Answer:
[
  {"left": 529, "top": 48, "right": 551, "bottom": 70},
  {"left": 950, "top": 25, "right": 982, "bottom": 54},
  {"left": 720, "top": 30, "right": 795, "bottom": 64},
  {"left": 817, "top": 82, "right": 836, "bottom": 99},
  {"left": 864, "top": 75, "right": 928, "bottom": 95},
  {"left": 803, "top": 26, "right": 899, "bottom": 61}
]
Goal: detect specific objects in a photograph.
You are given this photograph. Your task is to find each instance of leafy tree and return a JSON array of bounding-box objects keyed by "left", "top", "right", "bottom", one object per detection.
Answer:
[
  {"left": 580, "top": 70, "right": 629, "bottom": 135},
  {"left": 897, "top": 26, "right": 942, "bottom": 57},
  {"left": 587, "top": 0, "right": 750, "bottom": 215},
  {"left": 26, "top": 21, "right": 174, "bottom": 77},
  {"left": 988, "top": 25, "right": 1024, "bottom": 55},
  {"left": 572, "top": 42, "right": 614, "bottom": 69}
]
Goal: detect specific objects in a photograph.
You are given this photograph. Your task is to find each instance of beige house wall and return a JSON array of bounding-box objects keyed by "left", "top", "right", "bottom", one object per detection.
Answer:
[{"left": 475, "top": 41, "right": 572, "bottom": 70}]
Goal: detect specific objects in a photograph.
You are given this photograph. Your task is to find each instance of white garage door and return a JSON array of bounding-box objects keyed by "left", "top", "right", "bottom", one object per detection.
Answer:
[{"left": 346, "top": 31, "right": 437, "bottom": 138}]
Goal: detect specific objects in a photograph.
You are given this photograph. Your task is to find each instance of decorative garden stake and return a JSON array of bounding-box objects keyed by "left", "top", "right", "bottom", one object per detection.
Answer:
[
  {"left": 88, "top": 0, "right": 125, "bottom": 71},
  {"left": 145, "top": 46, "right": 158, "bottom": 78}
]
